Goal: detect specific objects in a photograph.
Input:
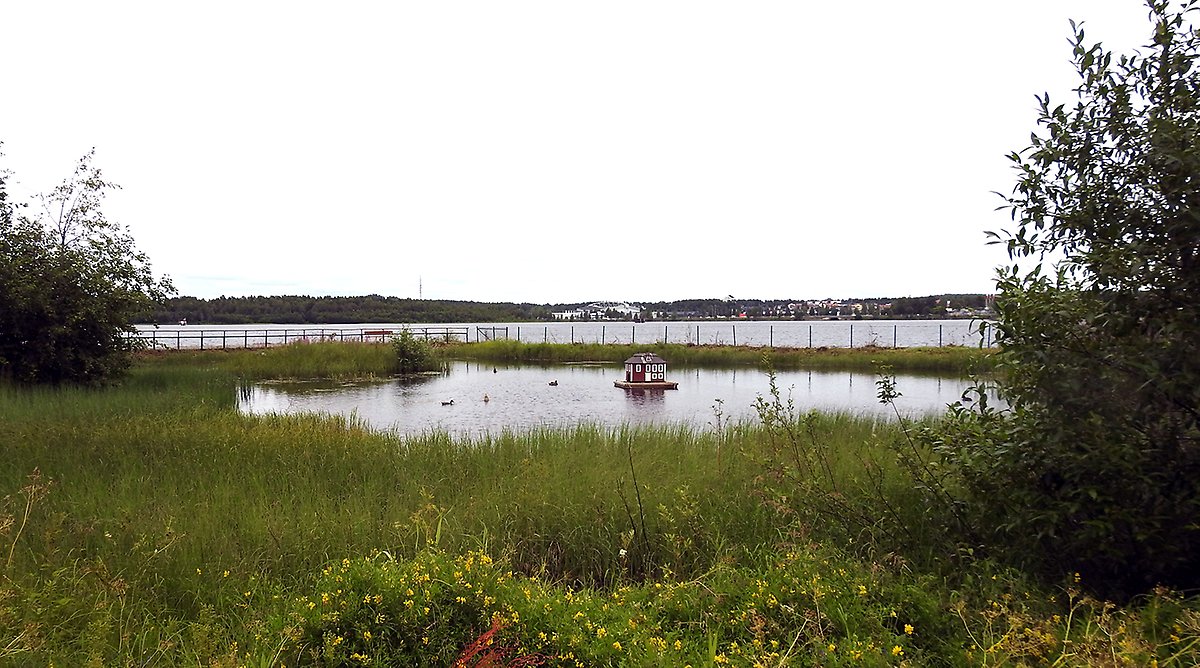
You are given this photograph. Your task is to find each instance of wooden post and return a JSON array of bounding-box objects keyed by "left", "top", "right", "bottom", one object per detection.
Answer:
[
  {"left": 769, "top": 325, "right": 773, "bottom": 348},
  {"left": 223, "top": 331, "right": 227, "bottom": 350},
  {"left": 571, "top": 326, "right": 574, "bottom": 344},
  {"left": 939, "top": 324, "right": 943, "bottom": 347},
  {"left": 632, "top": 325, "right": 636, "bottom": 344},
  {"left": 893, "top": 324, "right": 897, "bottom": 348},
  {"left": 544, "top": 327, "right": 547, "bottom": 343},
  {"left": 663, "top": 325, "right": 668, "bottom": 344},
  {"left": 732, "top": 325, "right": 737, "bottom": 346},
  {"left": 849, "top": 324, "right": 854, "bottom": 348},
  {"left": 602, "top": 326, "right": 605, "bottom": 344},
  {"left": 809, "top": 325, "right": 812, "bottom": 348}
]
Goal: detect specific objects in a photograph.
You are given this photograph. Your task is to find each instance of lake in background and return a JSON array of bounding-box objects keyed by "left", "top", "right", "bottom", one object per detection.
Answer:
[
  {"left": 238, "top": 361, "right": 986, "bottom": 437},
  {"left": 139, "top": 319, "right": 996, "bottom": 349}
]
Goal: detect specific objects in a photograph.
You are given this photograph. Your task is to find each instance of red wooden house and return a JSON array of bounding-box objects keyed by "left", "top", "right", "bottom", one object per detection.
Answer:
[{"left": 615, "top": 352, "right": 678, "bottom": 389}]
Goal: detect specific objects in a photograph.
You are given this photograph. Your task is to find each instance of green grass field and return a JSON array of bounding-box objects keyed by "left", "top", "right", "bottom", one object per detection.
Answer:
[{"left": 1, "top": 344, "right": 1193, "bottom": 666}]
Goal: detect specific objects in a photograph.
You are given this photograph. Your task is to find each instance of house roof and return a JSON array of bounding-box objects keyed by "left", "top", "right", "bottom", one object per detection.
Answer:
[{"left": 624, "top": 352, "right": 667, "bottom": 365}]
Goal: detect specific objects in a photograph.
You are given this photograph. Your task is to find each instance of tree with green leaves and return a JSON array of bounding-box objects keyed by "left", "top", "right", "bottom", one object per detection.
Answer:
[
  {"left": 0, "top": 147, "right": 174, "bottom": 384},
  {"left": 392, "top": 329, "right": 440, "bottom": 374},
  {"left": 936, "top": 1, "right": 1200, "bottom": 599}
]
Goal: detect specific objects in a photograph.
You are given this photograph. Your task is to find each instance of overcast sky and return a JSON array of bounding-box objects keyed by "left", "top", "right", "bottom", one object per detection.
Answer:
[{"left": 1, "top": 1, "right": 1161, "bottom": 304}]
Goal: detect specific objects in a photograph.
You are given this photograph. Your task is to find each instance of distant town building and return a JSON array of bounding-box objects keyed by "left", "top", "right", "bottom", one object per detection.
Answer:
[{"left": 552, "top": 301, "right": 642, "bottom": 320}]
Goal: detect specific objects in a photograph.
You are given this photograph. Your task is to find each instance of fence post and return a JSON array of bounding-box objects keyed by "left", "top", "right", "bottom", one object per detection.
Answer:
[
  {"left": 664, "top": 325, "right": 668, "bottom": 344},
  {"left": 849, "top": 324, "right": 853, "bottom": 348},
  {"left": 632, "top": 325, "right": 636, "bottom": 345},
  {"left": 177, "top": 329, "right": 181, "bottom": 350},
  {"left": 939, "top": 324, "right": 943, "bottom": 347},
  {"left": 893, "top": 324, "right": 897, "bottom": 348},
  {"left": 571, "top": 326, "right": 574, "bottom": 344},
  {"left": 602, "top": 326, "right": 605, "bottom": 344},
  {"left": 770, "top": 325, "right": 773, "bottom": 348},
  {"left": 223, "top": 331, "right": 227, "bottom": 350},
  {"left": 733, "top": 325, "right": 737, "bottom": 346},
  {"left": 809, "top": 325, "right": 812, "bottom": 348}
]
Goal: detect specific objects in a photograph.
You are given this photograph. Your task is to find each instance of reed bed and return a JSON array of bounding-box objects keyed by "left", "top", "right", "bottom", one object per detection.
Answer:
[
  {"left": 447, "top": 340, "right": 992, "bottom": 375},
  {"left": 139, "top": 340, "right": 402, "bottom": 380},
  {"left": 2, "top": 351, "right": 1194, "bottom": 666}
]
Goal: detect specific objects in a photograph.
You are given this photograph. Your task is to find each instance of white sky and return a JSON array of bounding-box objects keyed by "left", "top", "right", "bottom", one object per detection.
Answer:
[{"left": 0, "top": 1, "right": 1158, "bottom": 304}]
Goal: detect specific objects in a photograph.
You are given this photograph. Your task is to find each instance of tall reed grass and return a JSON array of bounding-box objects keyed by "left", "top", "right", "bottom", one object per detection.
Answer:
[
  {"left": 3, "top": 349, "right": 1194, "bottom": 666},
  {"left": 448, "top": 340, "right": 991, "bottom": 375}
]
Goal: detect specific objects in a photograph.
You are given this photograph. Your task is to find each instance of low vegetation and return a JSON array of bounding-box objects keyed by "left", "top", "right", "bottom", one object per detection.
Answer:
[
  {"left": 448, "top": 340, "right": 991, "bottom": 375},
  {"left": 1, "top": 350, "right": 1196, "bottom": 665}
]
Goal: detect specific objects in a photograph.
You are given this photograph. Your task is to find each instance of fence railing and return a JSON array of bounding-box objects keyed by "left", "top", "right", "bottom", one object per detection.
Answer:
[
  {"left": 132, "top": 320, "right": 996, "bottom": 351},
  {"left": 134, "top": 327, "right": 470, "bottom": 351}
]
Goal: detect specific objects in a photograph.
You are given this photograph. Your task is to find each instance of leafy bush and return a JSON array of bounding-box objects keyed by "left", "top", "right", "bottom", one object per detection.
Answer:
[
  {"left": 392, "top": 329, "right": 440, "bottom": 374},
  {"left": 0, "top": 147, "right": 173, "bottom": 385},
  {"left": 933, "top": 1, "right": 1200, "bottom": 599}
]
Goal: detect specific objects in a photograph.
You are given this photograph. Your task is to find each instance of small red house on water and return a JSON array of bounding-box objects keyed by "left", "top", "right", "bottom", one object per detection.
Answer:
[{"left": 614, "top": 352, "right": 678, "bottom": 389}]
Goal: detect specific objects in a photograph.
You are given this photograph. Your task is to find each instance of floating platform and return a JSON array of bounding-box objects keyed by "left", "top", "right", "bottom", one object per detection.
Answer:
[{"left": 614, "top": 380, "right": 678, "bottom": 390}]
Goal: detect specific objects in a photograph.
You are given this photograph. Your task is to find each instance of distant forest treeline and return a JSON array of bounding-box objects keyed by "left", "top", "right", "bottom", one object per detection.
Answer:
[
  {"left": 140, "top": 294, "right": 992, "bottom": 325},
  {"left": 142, "top": 295, "right": 552, "bottom": 325}
]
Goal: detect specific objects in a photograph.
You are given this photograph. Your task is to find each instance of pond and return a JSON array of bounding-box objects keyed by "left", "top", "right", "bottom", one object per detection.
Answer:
[{"left": 238, "top": 361, "right": 985, "bottom": 437}]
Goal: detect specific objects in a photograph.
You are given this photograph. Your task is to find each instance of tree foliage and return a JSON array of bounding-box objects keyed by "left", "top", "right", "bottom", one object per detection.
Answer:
[
  {"left": 143, "top": 294, "right": 552, "bottom": 325},
  {"left": 392, "top": 329, "right": 440, "bottom": 374},
  {"left": 0, "top": 147, "right": 174, "bottom": 384},
  {"left": 937, "top": 1, "right": 1200, "bottom": 598}
]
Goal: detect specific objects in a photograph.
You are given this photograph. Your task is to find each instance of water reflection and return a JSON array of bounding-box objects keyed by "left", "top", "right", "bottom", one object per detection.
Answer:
[
  {"left": 620, "top": 387, "right": 668, "bottom": 407},
  {"left": 238, "top": 361, "right": 989, "bottom": 437}
]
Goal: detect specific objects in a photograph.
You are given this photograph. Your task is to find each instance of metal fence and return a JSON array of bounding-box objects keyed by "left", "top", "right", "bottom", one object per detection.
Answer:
[
  {"left": 134, "top": 327, "right": 470, "bottom": 350},
  {"left": 132, "top": 320, "right": 996, "bottom": 351}
]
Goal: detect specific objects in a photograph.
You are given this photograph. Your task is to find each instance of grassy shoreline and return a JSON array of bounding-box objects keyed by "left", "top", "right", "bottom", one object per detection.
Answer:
[
  {"left": 449, "top": 340, "right": 993, "bottom": 375},
  {"left": 135, "top": 339, "right": 994, "bottom": 379},
  {"left": 2, "top": 348, "right": 1193, "bottom": 666}
]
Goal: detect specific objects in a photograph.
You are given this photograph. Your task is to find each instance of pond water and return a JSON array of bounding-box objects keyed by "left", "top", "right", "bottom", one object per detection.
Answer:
[{"left": 238, "top": 362, "right": 984, "bottom": 437}]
